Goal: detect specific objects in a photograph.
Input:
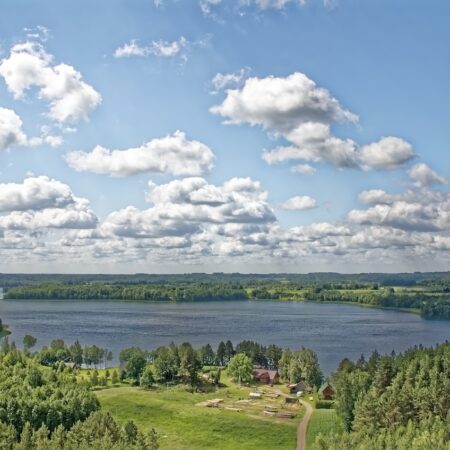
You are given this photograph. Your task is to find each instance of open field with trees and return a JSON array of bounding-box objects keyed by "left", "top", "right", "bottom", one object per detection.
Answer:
[
  {"left": 97, "top": 380, "right": 299, "bottom": 449},
  {"left": 0, "top": 322, "right": 449, "bottom": 449},
  {"left": 0, "top": 334, "right": 316, "bottom": 448}
]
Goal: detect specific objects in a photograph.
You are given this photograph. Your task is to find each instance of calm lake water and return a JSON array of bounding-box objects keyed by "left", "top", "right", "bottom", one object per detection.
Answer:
[{"left": 1, "top": 299, "right": 449, "bottom": 374}]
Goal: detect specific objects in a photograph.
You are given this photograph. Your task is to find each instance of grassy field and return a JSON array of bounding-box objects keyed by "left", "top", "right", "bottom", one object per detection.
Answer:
[
  {"left": 306, "top": 409, "right": 343, "bottom": 449},
  {"left": 96, "top": 373, "right": 300, "bottom": 449}
]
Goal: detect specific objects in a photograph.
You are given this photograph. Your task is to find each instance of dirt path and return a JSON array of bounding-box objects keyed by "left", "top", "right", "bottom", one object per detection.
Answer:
[{"left": 297, "top": 399, "right": 314, "bottom": 450}]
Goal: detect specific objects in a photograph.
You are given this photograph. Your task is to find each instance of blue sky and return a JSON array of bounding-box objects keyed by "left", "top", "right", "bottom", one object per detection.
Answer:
[{"left": 0, "top": 0, "right": 449, "bottom": 273}]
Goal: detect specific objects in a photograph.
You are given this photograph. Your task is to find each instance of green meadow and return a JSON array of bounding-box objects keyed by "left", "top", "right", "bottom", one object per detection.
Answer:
[
  {"left": 96, "top": 374, "right": 299, "bottom": 450},
  {"left": 306, "top": 409, "right": 343, "bottom": 449}
]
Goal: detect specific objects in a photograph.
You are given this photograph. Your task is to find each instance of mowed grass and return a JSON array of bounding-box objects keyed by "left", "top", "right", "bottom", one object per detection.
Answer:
[
  {"left": 96, "top": 384, "right": 298, "bottom": 450},
  {"left": 306, "top": 409, "right": 343, "bottom": 449}
]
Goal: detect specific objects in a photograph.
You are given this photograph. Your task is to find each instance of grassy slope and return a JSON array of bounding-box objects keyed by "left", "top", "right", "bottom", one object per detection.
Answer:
[
  {"left": 306, "top": 409, "right": 343, "bottom": 449},
  {"left": 96, "top": 375, "right": 299, "bottom": 450}
]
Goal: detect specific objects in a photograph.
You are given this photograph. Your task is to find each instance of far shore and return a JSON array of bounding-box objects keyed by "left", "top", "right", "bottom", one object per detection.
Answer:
[{"left": 2, "top": 295, "right": 423, "bottom": 317}]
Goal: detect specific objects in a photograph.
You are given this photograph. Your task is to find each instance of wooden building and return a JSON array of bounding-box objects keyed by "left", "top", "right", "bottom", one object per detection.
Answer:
[
  {"left": 288, "top": 381, "right": 312, "bottom": 395},
  {"left": 319, "top": 383, "right": 335, "bottom": 400},
  {"left": 252, "top": 368, "right": 279, "bottom": 385}
]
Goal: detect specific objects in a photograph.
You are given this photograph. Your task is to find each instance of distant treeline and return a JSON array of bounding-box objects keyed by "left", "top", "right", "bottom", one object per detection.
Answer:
[
  {"left": 5, "top": 279, "right": 450, "bottom": 319},
  {"left": 2, "top": 271, "right": 450, "bottom": 288},
  {"left": 5, "top": 282, "right": 247, "bottom": 302},
  {"left": 248, "top": 285, "right": 450, "bottom": 319},
  {"left": 303, "top": 289, "right": 450, "bottom": 320}
]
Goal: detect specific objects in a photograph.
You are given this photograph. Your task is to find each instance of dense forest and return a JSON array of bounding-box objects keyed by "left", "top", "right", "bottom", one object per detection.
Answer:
[
  {"left": 314, "top": 342, "right": 450, "bottom": 449},
  {"left": 0, "top": 342, "right": 159, "bottom": 449},
  {"left": 4, "top": 282, "right": 247, "bottom": 302},
  {"left": 4, "top": 273, "right": 450, "bottom": 319}
]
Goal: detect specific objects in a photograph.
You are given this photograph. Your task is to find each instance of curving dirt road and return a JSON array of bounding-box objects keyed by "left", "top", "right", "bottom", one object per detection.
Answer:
[{"left": 297, "top": 399, "right": 314, "bottom": 450}]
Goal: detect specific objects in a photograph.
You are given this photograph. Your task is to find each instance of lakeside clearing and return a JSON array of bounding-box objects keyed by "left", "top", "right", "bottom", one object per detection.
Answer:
[{"left": 95, "top": 371, "right": 299, "bottom": 450}]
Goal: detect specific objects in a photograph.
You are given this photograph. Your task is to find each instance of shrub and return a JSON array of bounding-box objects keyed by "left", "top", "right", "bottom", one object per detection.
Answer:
[{"left": 316, "top": 400, "right": 334, "bottom": 409}]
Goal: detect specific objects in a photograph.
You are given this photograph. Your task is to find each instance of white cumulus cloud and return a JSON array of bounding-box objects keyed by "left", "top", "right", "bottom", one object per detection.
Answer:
[
  {"left": 0, "top": 176, "right": 75, "bottom": 212},
  {"left": 0, "top": 176, "right": 98, "bottom": 231},
  {"left": 0, "top": 204, "right": 97, "bottom": 230},
  {"left": 65, "top": 131, "right": 215, "bottom": 177},
  {"left": 280, "top": 195, "right": 317, "bottom": 210},
  {"left": 0, "top": 41, "right": 101, "bottom": 123},
  {"left": 211, "top": 72, "right": 357, "bottom": 133},
  {"left": 357, "top": 189, "right": 393, "bottom": 205},
  {"left": 103, "top": 176, "right": 275, "bottom": 240},
  {"left": 263, "top": 129, "right": 414, "bottom": 171},
  {"left": 0, "top": 107, "right": 27, "bottom": 150},
  {"left": 212, "top": 72, "right": 414, "bottom": 172},
  {"left": 349, "top": 188, "right": 450, "bottom": 232},
  {"left": 290, "top": 163, "right": 316, "bottom": 175},
  {"left": 408, "top": 163, "right": 448, "bottom": 187},
  {"left": 359, "top": 136, "right": 415, "bottom": 170}
]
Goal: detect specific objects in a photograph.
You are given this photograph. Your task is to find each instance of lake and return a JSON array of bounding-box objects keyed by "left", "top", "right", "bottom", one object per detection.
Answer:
[{"left": 0, "top": 299, "right": 448, "bottom": 374}]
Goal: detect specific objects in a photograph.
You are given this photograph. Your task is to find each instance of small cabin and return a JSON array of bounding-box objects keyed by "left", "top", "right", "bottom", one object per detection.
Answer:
[
  {"left": 319, "top": 383, "right": 335, "bottom": 400},
  {"left": 252, "top": 368, "right": 279, "bottom": 385},
  {"left": 288, "top": 381, "right": 312, "bottom": 395}
]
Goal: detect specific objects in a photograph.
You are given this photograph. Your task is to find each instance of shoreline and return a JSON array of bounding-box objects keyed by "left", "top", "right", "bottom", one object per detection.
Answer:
[{"left": 303, "top": 300, "right": 422, "bottom": 316}]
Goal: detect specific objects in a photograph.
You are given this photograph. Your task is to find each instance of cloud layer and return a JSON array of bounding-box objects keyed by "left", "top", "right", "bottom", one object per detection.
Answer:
[
  {"left": 3, "top": 169, "right": 449, "bottom": 272},
  {"left": 0, "top": 28, "right": 447, "bottom": 272}
]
